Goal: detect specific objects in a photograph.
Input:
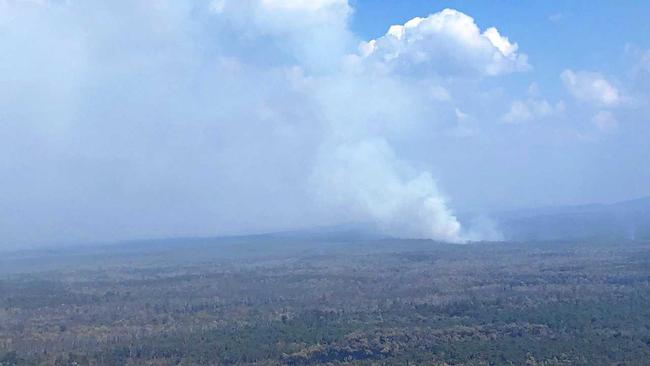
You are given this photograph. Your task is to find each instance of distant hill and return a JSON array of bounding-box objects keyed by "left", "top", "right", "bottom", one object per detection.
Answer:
[{"left": 493, "top": 197, "right": 650, "bottom": 241}]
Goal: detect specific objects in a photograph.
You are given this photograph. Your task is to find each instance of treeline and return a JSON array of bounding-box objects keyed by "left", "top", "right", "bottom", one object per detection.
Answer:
[{"left": 2, "top": 240, "right": 650, "bottom": 365}]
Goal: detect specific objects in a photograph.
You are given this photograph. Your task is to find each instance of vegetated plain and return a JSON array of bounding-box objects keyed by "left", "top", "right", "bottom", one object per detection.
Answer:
[{"left": 2, "top": 234, "right": 650, "bottom": 366}]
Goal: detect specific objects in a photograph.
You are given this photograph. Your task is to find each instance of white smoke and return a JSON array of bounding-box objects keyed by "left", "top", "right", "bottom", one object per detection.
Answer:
[
  {"left": 311, "top": 138, "right": 463, "bottom": 242},
  {"left": 0, "top": 1, "right": 528, "bottom": 247}
]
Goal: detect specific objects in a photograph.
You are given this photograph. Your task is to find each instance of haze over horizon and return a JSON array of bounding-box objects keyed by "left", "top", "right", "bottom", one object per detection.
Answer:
[{"left": 1, "top": 0, "right": 649, "bottom": 248}]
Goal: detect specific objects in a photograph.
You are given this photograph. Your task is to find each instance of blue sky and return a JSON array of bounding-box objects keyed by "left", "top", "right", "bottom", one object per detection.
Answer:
[
  {"left": 1, "top": 0, "right": 649, "bottom": 246},
  {"left": 353, "top": 1, "right": 650, "bottom": 87},
  {"left": 353, "top": 1, "right": 650, "bottom": 62},
  {"left": 348, "top": 0, "right": 650, "bottom": 209}
]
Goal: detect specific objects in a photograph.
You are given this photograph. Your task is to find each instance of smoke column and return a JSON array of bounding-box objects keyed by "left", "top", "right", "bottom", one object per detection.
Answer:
[{"left": 0, "top": 1, "right": 531, "bottom": 247}]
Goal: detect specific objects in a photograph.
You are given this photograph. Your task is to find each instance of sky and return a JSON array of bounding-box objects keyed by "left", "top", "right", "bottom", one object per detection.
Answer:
[
  {"left": 353, "top": 1, "right": 650, "bottom": 93},
  {"left": 1, "top": 0, "right": 649, "bottom": 248}
]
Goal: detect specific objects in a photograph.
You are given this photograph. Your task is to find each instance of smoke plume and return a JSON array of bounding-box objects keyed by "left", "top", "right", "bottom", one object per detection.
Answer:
[{"left": 0, "top": 1, "right": 531, "bottom": 247}]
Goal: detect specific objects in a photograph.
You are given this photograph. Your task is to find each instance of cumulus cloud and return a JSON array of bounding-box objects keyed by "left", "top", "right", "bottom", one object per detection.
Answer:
[
  {"left": 502, "top": 98, "right": 564, "bottom": 123},
  {"left": 358, "top": 8, "right": 529, "bottom": 76},
  {"left": 561, "top": 69, "right": 621, "bottom": 107}
]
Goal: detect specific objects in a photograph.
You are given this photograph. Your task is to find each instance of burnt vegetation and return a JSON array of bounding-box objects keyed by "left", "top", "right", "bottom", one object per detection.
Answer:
[{"left": 1, "top": 238, "right": 650, "bottom": 365}]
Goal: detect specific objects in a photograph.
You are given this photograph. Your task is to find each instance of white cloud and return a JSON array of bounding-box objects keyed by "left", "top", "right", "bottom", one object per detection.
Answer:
[
  {"left": 207, "top": 0, "right": 353, "bottom": 70},
  {"left": 502, "top": 101, "right": 533, "bottom": 123},
  {"left": 627, "top": 46, "right": 650, "bottom": 101},
  {"left": 359, "top": 8, "right": 530, "bottom": 76},
  {"left": 502, "top": 98, "right": 563, "bottom": 123},
  {"left": 455, "top": 108, "right": 468, "bottom": 121},
  {"left": 592, "top": 110, "right": 618, "bottom": 131},
  {"left": 208, "top": 0, "right": 226, "bottom": 14},
  {"left": 209, "top": 0, "right": 351, "bottom": 29},
  {"left": 429, "top": 85, "right": 452, "bottom": 102},
  {"left": 561, "top": 69, "right": 621, "bottom": 107},
  {"left": 638, "top": 50, "right": 650, "bottom": 75},
  {"left": 260, "top": 0, "right": 349, "bottom": 12},
  {"left": 483, "top": 27, "right": 518, "bottom": 57}
]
